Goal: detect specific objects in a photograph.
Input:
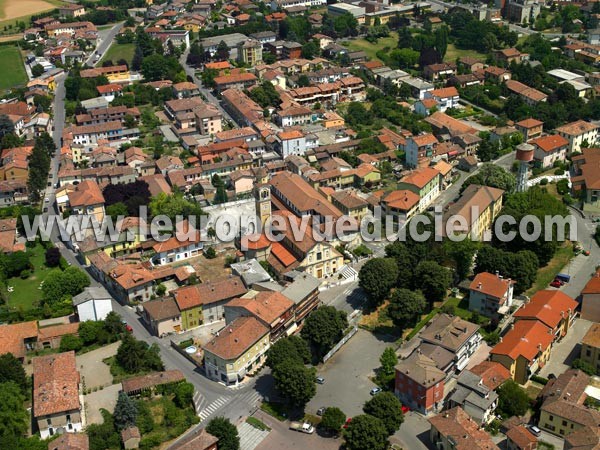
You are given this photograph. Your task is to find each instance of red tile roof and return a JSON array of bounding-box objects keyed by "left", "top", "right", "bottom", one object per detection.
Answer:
[
  {"left": 227, "top": 291, "right": 294, "bottom": 325},
  {"left": 470, "top": 272, "right": 512, "bottom": 300},
  {"left": 33, "top": 351, "right": 80, "bottom": 418},
  {"left": 513, "top": 290, "right": 578, "bottom": 330},
  {"left": 583, "top": 268, "right": 600, "bottom": 294},
  {"left": 531, "top": 134, "right": 569, "bottom": 153},
  {"left": 469, "top": 361, "right": 510, "bottom": 390},
  {"left": 204, "top": 316, "right": 269, "bottom": 360},
  {"left": 490, "top": 320, "right": 553, "bottom": 361},
  {"left": 400, "top": 167, "right": 440, "bottom": 189}
]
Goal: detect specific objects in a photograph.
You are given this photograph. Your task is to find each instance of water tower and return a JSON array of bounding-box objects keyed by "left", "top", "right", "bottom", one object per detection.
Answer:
[{"left": 515, "top": 143, "right": 534, "bottom": 193}]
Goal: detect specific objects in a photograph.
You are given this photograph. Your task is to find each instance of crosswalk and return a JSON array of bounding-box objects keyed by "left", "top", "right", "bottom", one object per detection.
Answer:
[{"left": 197, "top": 390, "right": 263, "bottom": 422}]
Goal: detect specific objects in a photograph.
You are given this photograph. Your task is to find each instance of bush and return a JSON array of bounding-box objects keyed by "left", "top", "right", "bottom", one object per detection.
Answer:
[
  {"left": 59, "top": 334, "right": 83, "bottom": 353},
  {"left": 554, "top": 168, "right": 564, "bottom": 175},
  {"left": 530, "top": 375, "right": 549, "bottom": 385},
  {"left": 19, "top": 270, "right": 31, "bottom": 279},
  {"left": 557, "top": 178, "right": 570, "bottom": 195},
  {"left": 204, "top": 247, "right": 217, "bottom": 259},
  {"left": 540, "top": 178, "right": 549, "bottom": 185}
]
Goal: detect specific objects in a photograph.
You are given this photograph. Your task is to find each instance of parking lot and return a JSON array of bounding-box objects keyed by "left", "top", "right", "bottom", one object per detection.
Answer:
[
  {"left": 76, "top": 341, "right": 120, "bottom": 389},
  {"left": 306, "top": 329, "right": 390, "bottom": 417}
]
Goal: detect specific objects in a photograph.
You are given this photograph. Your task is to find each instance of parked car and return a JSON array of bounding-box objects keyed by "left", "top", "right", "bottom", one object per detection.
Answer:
[
  {"left": 550, "top": 280, "right": 562, "bottom": 288},
  {"left": 370, "top": 387, "right": 382, "bottom": 395},
  {"left": 343, "top": 418, "right": 352, "bottom": 429},
  {"left": 556, "top": 273, "right": 571, "bottom": 283},
  {"left": 290, "top": 422, "right": 314, "bottom": 434},
  {"left": 316, "top": 376, "right": 325, "bottom": 384},
  {"left": 528, "top": 425, "right": 542, "bottom": 436},
  {"left": 125, "top": 324, "right": 133, "bottom": 333},
  {"left": 316, "top": 407, "right": 326, "bottom": 416},
  {"left": 401, "top": 405, "right": 410, "bottom": 414}
]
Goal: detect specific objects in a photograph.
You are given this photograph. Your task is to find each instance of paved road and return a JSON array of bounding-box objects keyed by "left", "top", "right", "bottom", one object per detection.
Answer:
[{"left": 84, "top": 22, "right": 124, "bottom": 67}]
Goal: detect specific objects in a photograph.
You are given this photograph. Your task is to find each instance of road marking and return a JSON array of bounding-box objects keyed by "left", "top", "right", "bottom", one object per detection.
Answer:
[{"left": 198, "top": 396, "right": 229, "bottom": 421}]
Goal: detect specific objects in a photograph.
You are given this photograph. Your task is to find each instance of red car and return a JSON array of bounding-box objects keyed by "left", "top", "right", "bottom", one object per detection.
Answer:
[
  {"left": 401, "top": 405, "right": 410, "bottom": 414},
  {"left": 125, "top": 324, "right": 133, "bottom": 333},
  {"left": 343, "top": 418, "right": 352, "bottom": 429},
  {"left": 550, "top": 280, "right": 562, "bottom": 288}
]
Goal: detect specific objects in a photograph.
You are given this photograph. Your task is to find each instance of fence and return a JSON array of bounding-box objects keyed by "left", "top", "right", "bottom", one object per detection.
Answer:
[{"left": 323, "top": 326, "right": 358, "bottom": 363}]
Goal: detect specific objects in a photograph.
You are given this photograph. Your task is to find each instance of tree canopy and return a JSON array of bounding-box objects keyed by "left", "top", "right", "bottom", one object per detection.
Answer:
[
  {"left": 272, "top": 359, "right": 316, "bottom": 408},
  {"left": 363, "top": 392, "right": 405, "bottom": 435},
  {"left": 344, "top": 414, "right": 389, "bottom": 450},
  {"left": 387, "top": 289, "right": 427, "bottom": 328},
  {"left": 320, "top": 407, "right": 346, "bottom": 433},
  {"left": 266, "top": 335, "right": 311, "bottom": 369},
  {"left": 206, "top": 417, "right": 240, "bottom": 450},
  {"left": 496, "top": 380, "right": 530, "bottom": 418},
  {"left": 461, "top": 164, "right": 516, "bottom": 194},
  {"left": 359, "top": 258, "right": 399, "bottom": 304},
  {"left": 116, "top": 334, "right": 164, "bottom": 374},
  {"left": 301, "top": 306, "right": 348, "bottom": 360}
]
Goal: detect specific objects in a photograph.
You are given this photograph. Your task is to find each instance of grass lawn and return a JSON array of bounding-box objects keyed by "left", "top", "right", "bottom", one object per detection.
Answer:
[
  {"left": 100, "top": 43, "right": 135, "bottom": 66},
  {"left": 260, "top": 401, "right": 288, "bottom": 421},
  {"left": 526, "top": 242, "right": 574, "bottom": 296},
  {"left": 0, "top": 45, "right": 27, "bottom": 91},
  {"left": 444, "top": 44, "right": 487, "bottom": 63},
  {"left": 443, "top": 297, "right": 473, "bottom": 321},
  {"left": 3, "top": 243, "right": 53, "bottom": 310},
  {"left": 342, "top": 32, "right": 399, "bottom": 62}
]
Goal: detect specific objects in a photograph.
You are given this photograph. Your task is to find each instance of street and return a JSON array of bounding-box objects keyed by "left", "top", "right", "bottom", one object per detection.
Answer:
[{"left": 84, "top": 23, "right": 124, "bottom": 67}]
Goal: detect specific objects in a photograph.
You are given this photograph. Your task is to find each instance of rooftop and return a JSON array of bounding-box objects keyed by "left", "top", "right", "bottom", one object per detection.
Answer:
[
  {"left": 204, "top": 316, "right": 269, "bottom": 361},
  {"left": 33, "top": 351, "right": 80, "bottom": 418},
  {"left": 428, "top": 406, "right": 500, "bottom": 450},
  {"left": 419, "top": 314, "right": 480, "bottom": 353}
]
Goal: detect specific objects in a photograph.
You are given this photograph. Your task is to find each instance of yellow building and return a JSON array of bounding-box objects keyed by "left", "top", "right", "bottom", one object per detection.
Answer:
[
  {"left": 203, "top": 317, "right": 270, "bottom": 386},
  {"left": 490, "top": 320, "right": 554, "bottom": 384},
  {"left": 172, "top": 286, "right": 203, "bottom": 331},
  {"left": 538, "top": 369, "right": 599, "bottom": 438},
  {"left": 330, "top": 190, "right": 370, "bottom": 223},
  {"left": 443, "top": 184, "right": 504, "bottom": 240},
  {"left": 580, "top": 323, "right": 600, "bottom": 374}
]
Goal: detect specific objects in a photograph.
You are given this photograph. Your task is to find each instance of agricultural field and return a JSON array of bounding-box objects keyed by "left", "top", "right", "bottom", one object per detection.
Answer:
[
  {"left": 0, "top": 0, "right": 62, "bottom": 34},
  {"left": 0, "top": 45, "right": 27, "bottom": 90}
]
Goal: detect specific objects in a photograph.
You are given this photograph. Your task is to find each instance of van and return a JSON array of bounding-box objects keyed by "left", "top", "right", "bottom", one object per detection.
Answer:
[
  {"left": 528, "top": 425, "right": 541, "bottom": 436},
  {"left": 556, "top": 273, "right": 571, "bottom": 283}
]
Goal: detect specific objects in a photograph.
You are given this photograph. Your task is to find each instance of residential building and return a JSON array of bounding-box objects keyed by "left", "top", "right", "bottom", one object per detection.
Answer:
[
  {"left": 0, "top": 321, "right": 38, "bottom": 361},
  {"left": 380, "top": 189, "right": 420, "bottom": 221},
  {"left": 58, "top": 4, "right": 86, "bottom": 17},
  {"left": 48, "top": 434, "right": 89, "bottom": 450},
  {"left": 203, "top": 316, "right": 270, "bottom": 385},
  {"left": 214, "top": 73, "right": 258, "bottom": 93},
  {"left": 121, "top": 427, "right": 140, "bottom": 450},
  {"left": 580, "top": 323, "right": 600, "bottom": 375},
  {"left": 469, "top": 272, "right": 514, "bottom": 319},
  {"left": 173, "top": 81, "right": 200, "bottom": 99},
  {"left": 469, "top": 361, "right": 511, "bottom": 390},
  {"left": 58, "top": 180, "right": 106, "bottom": 223},
  {"left": 276, "top": 130, "right": 306, "bottom": 157},
  {"left": 490, "top": 320, "right": 554, "bottom": 384},
  {"left": 72, "top": 286, "right": 112, "bottom": 321},
  {"left": 448, "top": 370, "right": 499, "bottom": 425},
  {"left": 405, "top": 134, "right": 439, "bottom": 168},
  {"left": 515, "top": 118, "right": 543, "bottom": 141},
  {"left": 443, "top": 184, "right": 504, "bottom": 240},
  {"left": 513, "top": 290, "right": 578, "bottom": 340},
  {"left": 428, "top": 406, "right": 500, "bottom": 450},
  {"left": 237, "top": 39, "right": 263, "bottom": 66},
  {"left": 80, "top": 65, "right": 129, "bottom": 83},
  {"left": 142, "top": 297, "right": 182, "bottom": 336},
  {"left": 168, "top": 429, "right": 218, "bottom": 450},
  {"left": 538, "top": 369, "right": 600, "bottom": 438},
  {"left": 506, "top": 425, "right": 538, "bottom": 450},
  {"left": 505, "top": 79, "right": 547, "bottom": 106},
  {"left": 33, "top": 352, "right": 83, "bottom": 439},
  {"left": 423, "top": 63, "right": 457, "bottom": 81},
  {"left": 395, "top": 350, "right": 446, "bottom": 414},
  {"left": 397, "top": 167, "right": 442, "bottom": 212},
  {"left": 581, "top": 268, "right": 600, "bottom": 321},
  {"left": 419, "top": 314, "right": 482, "bottom": 372},
  {"left": 225, "top": 291, "right": 296, "bottom": 341},
  {"left": 424, "top": 87, "right": 460, "bottom": 112},
  {"left": 531, "top": 134, "right": 569, "bottom": 168},
  {"left": 402, "top": 76, "right": 435, "bottom": 99},
  {"left": 495, "top": 48, "right": 527, "bottom": 65},
  {"left": 556, "top": 120, "right": 599, "bottom": 153},
  {"left": 330, "top": 190, "right": 370, "bottom": 223},
  {"left": 425, "top": 111, "right": 478, "bottom": 139},
  {"left": 150, "top": 231, "right": 203, "bottom": 266},
  {"left": 66, "top": 121, "right": 123, "bottom": 145},
  {"left": 572, "top": 148, "right": 600, "bottom": 214},
  {"left": 171, "top": 277, "right": 248, "bottom": 325}
]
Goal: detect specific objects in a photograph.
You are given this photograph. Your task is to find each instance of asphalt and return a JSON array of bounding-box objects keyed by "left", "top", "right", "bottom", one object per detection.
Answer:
[{"left": 84, "top": 23, "right": 124, "bottom": 67}]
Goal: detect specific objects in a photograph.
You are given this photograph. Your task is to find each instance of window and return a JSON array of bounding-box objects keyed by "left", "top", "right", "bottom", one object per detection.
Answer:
[
  {"left": 47, "top": 418, "right": 52, "bottom": 426},
  {"left": 562, "top": 420, "right": 567, "bottom": 426},
  {"left": 549, "top": 415, "right": 553, "bottom": 421}
]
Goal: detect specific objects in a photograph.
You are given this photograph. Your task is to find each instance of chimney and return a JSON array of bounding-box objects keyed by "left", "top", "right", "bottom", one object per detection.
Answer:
[
  {"left": 538, "top": 343, "right": 542, "bottom": 351},
  {"left": 478, "top": 282, "right": 482, "bottom": 290}
]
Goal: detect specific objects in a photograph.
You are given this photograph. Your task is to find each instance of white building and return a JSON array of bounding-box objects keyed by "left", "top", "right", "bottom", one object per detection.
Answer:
[
  {"left": 72, "top": 286, "right": 113, "bottom": 321},
  {"left": 556, "top": 120, "right": 599, "bottom": 153},
  {"left": 276, "top": 130, "right": 306, "bottom": 158},
  {"left": 424, "top": 87, "right": 460, "bottom": 112}
]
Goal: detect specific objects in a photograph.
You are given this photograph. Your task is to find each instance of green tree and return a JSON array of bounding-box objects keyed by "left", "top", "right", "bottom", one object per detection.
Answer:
[
  {"left": 214, "top": 184, "right": 228, "bottom": 204},
  {"left": 320, "top": 407, "right": 346, "bottom": 434},
  {"left": 301, "top": 40, "right": 319, "bottom": 59},
  {"left": 0, "top": 382, "right": 28, "bottom": 443},
  {"left": 78, "top": 320, "right": 103, "bottom": 346},
  {"left": 0, "top": 354, "right": 26, "bottom": 394},
  {"left": 113, "top": 391, "right": 138, "bottom": 430},
  {"left": 462, "top": 164, "right": 516, "bottom": 193},
  {"left": 345, "top": 102, "right": 372, "bottom": 126},
  {"left": 384, "top": 242, "right": 414, "bottom": 288},
  {"left": 104, "top": 311, "right": 126, "bottom": 335},
  {"left": 44, "top": 247, "right": 61, "bottom": 268},
  {"left": 87, "top": 409, "right": 121, "bottom": 450},
  {"left": 415, "top": 261, "right": 452, "bottom": 306},
  {"left": 31, "top": 64, "right": 44, "bottom": 77},
  {"left": 266, "top": 335, "right": 310, "bottom": 369},
  {"left": 59, "top": 335, "right": 83, "bottom": 353},
  {"left": 116, "top": 334, "right": 164, "bottom": 374},
  {"left": 42, "top": 267, "right": 90, "bottom": 306},
  {"left": 363, "top": 392, "right": 404, "bottom": 435},
  {"left": 301, "top": 306, "right": 348, "bottom": 359},
  {"left": 359, "top": 258, "right": 399, "bottom": 304},
  {"left": 443, "top": 238, "right": 479, "bottom": 281},
  {"left": 497, "top": 380, "right": 530, "bottom": 417},
  {"left": 106, "top": 202, "right": 129, "bottom": 222},
  {"left": 434, "top": 25, "right": 449, "bottom": 59},
  {"left": 379, "top": 347, "right": 398, "bottom": 379},
  {"left": 344, "top": 414, "right": 389, "bottom": 450},
  {"left": 27, "top": 133, "right": 53, "bottom": 200},
  {"left": 174, "top": 382, "right": 195, "bottom": 408},
  {"left": 387, "top": 289, "right": 427, "bottom": 327},
  {"left": 273, "top": 359, "right": 316, "bottom": 408},
  {"left": 0, "top": 115, "right": 14, "bottom": 138},
  {"left": 206, "top": 417, "right": 240, "bottom": 450}
]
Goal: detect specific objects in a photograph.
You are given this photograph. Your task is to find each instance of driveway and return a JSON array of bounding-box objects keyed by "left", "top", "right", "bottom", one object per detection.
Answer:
[
  {"left": 84, "top": 383, "right": 121, "bottom": 425},
  {"left": 539, "top": 318, "right": 593, "bottom": 378},
  {"left": 391, "top": 413, "right": 433, "bottom": 450},
  {"left": 307, "top": 329, "right": 390, "bottom": 417},
  {"left": 76, "top": 341, "right": 120, "bottom": 389}
]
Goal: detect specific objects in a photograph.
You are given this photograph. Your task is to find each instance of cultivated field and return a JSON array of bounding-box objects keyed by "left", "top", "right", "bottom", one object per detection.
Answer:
[
  {"left": 0, "top": 45, "right": 27, "bottom": 90},
  {"left": 0, "top": 0, "right": 56, "bottom": 20}
]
